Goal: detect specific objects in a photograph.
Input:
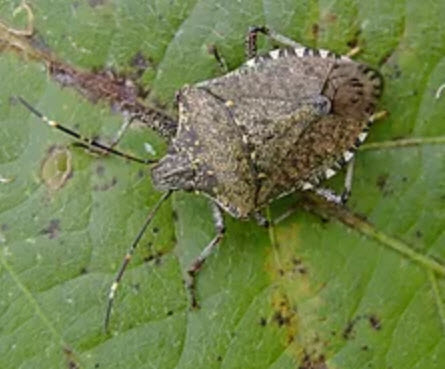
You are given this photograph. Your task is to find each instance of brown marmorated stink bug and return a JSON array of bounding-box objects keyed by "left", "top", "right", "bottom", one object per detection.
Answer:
[{"left": 17, "top": 26, "right": 384, "bottom": 331}]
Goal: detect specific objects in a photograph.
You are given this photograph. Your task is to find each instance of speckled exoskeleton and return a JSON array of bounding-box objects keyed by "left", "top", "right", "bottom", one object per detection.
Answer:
[{"left": 18, "top": 26, "right": 383, "bottom": 330}]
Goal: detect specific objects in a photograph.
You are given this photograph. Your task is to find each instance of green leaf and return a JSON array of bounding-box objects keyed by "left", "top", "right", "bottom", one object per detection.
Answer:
[{"left": 1, "top": 1, "right": 445, "bottom": 368}]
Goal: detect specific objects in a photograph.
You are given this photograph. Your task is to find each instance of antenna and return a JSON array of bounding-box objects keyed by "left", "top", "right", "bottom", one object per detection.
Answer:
[
  {"left": 104, "top": 190, "right": 172, "bottom": 332},
  {"left": 16, "top": 96, "right": 157, "bottom": 165}
]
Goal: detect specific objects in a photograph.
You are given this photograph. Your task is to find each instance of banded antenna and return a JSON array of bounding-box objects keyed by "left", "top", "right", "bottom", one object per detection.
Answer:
[{"left": 16, "top": 96, "right": 157, "bottom": 165}]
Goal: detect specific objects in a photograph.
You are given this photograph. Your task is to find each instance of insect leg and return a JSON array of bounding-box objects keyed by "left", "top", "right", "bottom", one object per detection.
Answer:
[
  {"left": 186, "top": 202, "right": 225, "bottom": 308},
  {"left": 207, "top": 44, "right": 229, "bottom": 73},
  {"left": 314, "top": 187, "right": 344, "bottom": 205},
  {"left": 253, "top": 212, "right": 269, "bottom": 228},
  {"left": 104, "top": 191, "right": 172, "bottom": 332},
  {"left": 245, "top": 26, "right": 304, "bottom": 59},
  {"left": 340, "top": 157, "right": 355, "bottom": 203}
]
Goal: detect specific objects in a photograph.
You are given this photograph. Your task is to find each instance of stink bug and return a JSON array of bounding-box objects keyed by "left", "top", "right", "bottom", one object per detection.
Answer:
[{"left": 17, "top": 26, "right": 384, "bottom": 330}]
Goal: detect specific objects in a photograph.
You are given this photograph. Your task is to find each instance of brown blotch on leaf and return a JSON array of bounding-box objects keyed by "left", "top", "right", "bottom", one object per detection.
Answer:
[
  {"left": 40, "top": 146, "right": 72, "bottom": 191},
  {"left": 48, "top": 61, "right": 176, "bottom": 138}
]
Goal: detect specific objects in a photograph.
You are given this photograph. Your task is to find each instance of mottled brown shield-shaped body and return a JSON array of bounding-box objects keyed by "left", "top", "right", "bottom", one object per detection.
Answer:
[{"left": 151, "top": 46, "right": 383, "bottom": 218}]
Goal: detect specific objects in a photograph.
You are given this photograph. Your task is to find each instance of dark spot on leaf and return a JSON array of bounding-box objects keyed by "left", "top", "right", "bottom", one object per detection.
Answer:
[
  {"left": 154, "top": 256, "right": 162, "bottom": 266},
  {"left": 95, "top": 364, "right": 100, "bottom": 368},
  {"left": 63, "top": 347, "right": 79, "bottom": 369},
  {"left": 415, "top": 230, "right": 423, "bottom": 238},
  {"left": 88, "top": 0, "right": 107, "bottom": 7},
  {"left": 368, "top": 315, "right": 381, "bottom": 330},
  {"left": 347, "top": 38, "right": 358, "bottom": 48},
  {"left": 152, "top": 226, "right": 159, "bottom": 234},
  {"left": 167, "top": 310, "right": 173, "bottom": 316},
  {"left": 343, "top": 319, "right": 356, "bottom": 339},
  {"left": 347, "top": 29, "right": 361, "bottom": 49},
  {"left": 137, "top": 169, "right": 145, "bottom": 179},
  {"left": 217, "top": 356, "right": 222, "bottom": 362},
  {"left": 93, "top": 177, "right": 118, "bottom": 191},
  {"left": 312, "top": 24, "right": 319, "bottom": 38},
  {"left": 68, "top": 360, "right": 78, "bottom": 369},
  {"left": 143, "top": 254, "right": 154, "bottom": 262},
  {"left": 79, "top": 267, "right": 88, "bottom": 275},
  {"left": 41, "top": 219, "right": 60, "bottom": 239},
  {"left": 143, "top": 251, "right": 165, "bottom": 265},
  {"left": 259, "top": 317, "right": 267, "bottom": 326},
  {"left": 386, "top": 63, "right": 402, "bottom": 80},
  {"left": 130, "top": 51, "right": 152, "bottom": 78},
  {"left": 273, "top": 310, "right": 290, "bottom": 327},
  {"left": 96, "top": 164, "right": 105, "bottom": 176},
  {"left": 172, "top": 210, "right": 178, "bottom": 221},
  {"left": 378, "top": 50, "right": 393, "bottom": 67},
  {"left": 130, "top": 51, "right": 149, "bottom": 70},
  {"left": 376, "top": 173, "right": 388, "bottom": 191},
  {"left": 299, "top": 352, "right": 328, "bottom": 369},
  {"left": 344, "top": 314, "right": 381, "bottom": 339},
  {"left": 361, "top": 345, "right": 369, "bottom": 351}
]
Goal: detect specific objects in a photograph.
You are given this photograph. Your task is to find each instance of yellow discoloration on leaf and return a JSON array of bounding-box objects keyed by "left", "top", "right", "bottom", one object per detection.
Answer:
[{"left": 40, "top": 146, "right": 72, "bottom": 190}]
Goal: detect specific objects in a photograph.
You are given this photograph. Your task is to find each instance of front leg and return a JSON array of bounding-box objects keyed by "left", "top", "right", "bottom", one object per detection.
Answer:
[
  {"left": 245, "top": 26, "right": 304, "bottom": 58},
  {"left": 186, "top": 202, "right": 225, "bottom": 308}
]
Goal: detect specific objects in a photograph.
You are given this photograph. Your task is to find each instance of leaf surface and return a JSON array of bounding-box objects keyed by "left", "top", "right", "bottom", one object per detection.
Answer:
[{"left": 1, "top": 1, "right": 445, "bottom": 368}]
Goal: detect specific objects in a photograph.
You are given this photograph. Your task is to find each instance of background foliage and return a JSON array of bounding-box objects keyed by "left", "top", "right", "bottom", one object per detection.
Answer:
[{"left": 1, "top": 0, "right": 445, "bottom": 368}]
